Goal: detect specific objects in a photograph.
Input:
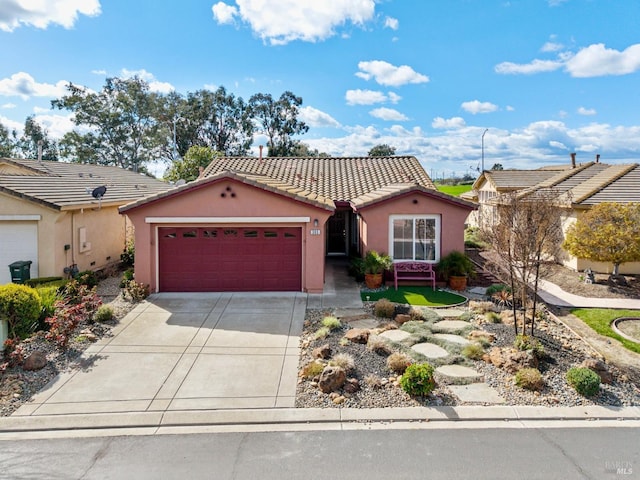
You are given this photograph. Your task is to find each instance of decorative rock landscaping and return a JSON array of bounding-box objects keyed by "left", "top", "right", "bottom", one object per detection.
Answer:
[{"left": 411, "top": 342, "right": 450, "bottom": 359}]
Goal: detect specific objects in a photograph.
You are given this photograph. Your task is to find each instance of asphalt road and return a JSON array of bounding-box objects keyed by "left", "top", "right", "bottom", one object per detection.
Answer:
[{"left": 0, "top": 427, "right": 637, "bottom": 480}]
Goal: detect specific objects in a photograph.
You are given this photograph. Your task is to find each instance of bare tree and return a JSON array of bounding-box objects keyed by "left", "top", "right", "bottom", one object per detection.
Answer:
[{"left": 480, "top": 189, "right": 565, "bottom": 336}]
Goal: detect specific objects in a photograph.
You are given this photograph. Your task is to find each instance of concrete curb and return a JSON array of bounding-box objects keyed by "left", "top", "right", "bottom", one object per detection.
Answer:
[{"left": 1, "top": 406, "right": 639, "bottom": 435}]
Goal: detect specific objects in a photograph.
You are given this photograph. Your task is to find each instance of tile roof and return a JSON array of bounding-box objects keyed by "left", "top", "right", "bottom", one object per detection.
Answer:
[
  {"left": 480, "top": 169, "right": 565, "bottom": 190},
  {"left": 0, "top": 158, "right": 171, "bottom": 211},
  {"left": 201, "top": 156, "right": 436, "bottom": 201},
  {"left": 582, "top": 165, "right": 640, "bottom": 205}
]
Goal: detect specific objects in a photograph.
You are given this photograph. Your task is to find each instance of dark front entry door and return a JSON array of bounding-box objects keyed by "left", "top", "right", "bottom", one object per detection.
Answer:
[{"left": 327, "top": 211, "right": 347, "bottom": 255}]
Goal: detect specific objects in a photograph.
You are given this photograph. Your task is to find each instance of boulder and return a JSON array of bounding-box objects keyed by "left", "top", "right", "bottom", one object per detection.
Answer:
[
  {"left": 344, "top": 328, "right": 370, "bottom": 344},
  {"left": 343, "top": 378, "right": 360, "bottom": 394},
  {"left": 489, "top": 347, "right": 538, "bottom": 373},
  {"left": 488, "top": 347, "right": 506, "bottom": 368},
  {"left": 23, "top": 351, "right": 47, "bottom": 371},
  {"left": 468, "top": 330, "right": 496, "bottom": 343},
  {"left": 395, "top": 314, "right": 412, "bottom": 325},
  {"left": 580, "top": 358, "right": 614, "bottom": 384},
  {"left": 312, "top": 344, "right": 332, "bottom": 359},
  {"left": 318, "top": 366, "right": 347, "bottom": 393}
]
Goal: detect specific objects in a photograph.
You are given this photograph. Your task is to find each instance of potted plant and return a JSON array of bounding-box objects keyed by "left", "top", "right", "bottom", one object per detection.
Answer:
[
  {"left": 363, "top": 250, "right": 392, "bottom": 289},
  {"left": 436, "top": 251, "right": 475, "bottom": 291}
]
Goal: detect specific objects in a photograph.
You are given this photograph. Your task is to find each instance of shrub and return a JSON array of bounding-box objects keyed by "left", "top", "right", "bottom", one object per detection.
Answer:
[
  {"left": 75, "top": 270, "right": 98, "bottom": 288},
  {"left": 364, "top": 374, "right": 383, "bottom": 389},
  {"left": 25, "top": 277, "right": 64, "bottom": 287},
  {"left": 329, "top": 353, "right": 355, "bottom": 373},
  {"left": 386, "top": 352, "right": 413, "bottom": 374},
  {"left": 93, "top": 305, "right": 115, "bottom": 323},
  {"left": 469, "top": 301, "right": 495, "bottom": 313},
  {"left": 122, "top": 280, "right": 149, "bottom": 302},
  {"left": 0, "top": 284, "right": 42, "bottom": 339},
  {"left": 374, "top": 298, "right": 395, "bottom": 318},
  {"left": 35, "top": 285, "right": 62, "bottom": 330},
  {"left": 121, "top": 240, "right": 135, "bottom": 267},
  {"left": 314, "top": 326, "right": 330, "bottom": 340},
  {"left": 46, "top": 285, "right": 102, "bottom": 350},
  {"left": 3, "top": 338, "right": 25, "bottom": 367},
  {"left": 399, "top": 363, "right": 436, "bottom": 396},
  {"left": 321, "top": 316, "right": 341, "bottom": 331},
  {"left": 514, "top": 334, "right": 544, "bottom": 358},
  {"left": 484, "top": 311, "right": 502, "bottom": 324},
  {"left": 486, "top": 284, "right": 510, "bottom": 297},
  {"left": 462, "top": 343, "right": 485, "bottom": 360},
  {"left": 301, "top": 360, "right": 325, "bottom": 379},
  {"left": 515, "top": 368, "right": 545, "bottom": 391},
  {"left": 119, "top": 268, "right": 134, "bottom": 288},
  {"left": 566, "top": 367, "right": 600, "bottom": 397},
  {"left": 367, "top": 335, "right": 392, "bottom": 356}
]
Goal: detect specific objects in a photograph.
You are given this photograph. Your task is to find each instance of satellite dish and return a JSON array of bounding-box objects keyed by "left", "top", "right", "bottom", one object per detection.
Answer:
[
  {"left": 175, "top": 179, "right": 186, "bottom": 187},
  {"left": 92, "top": 185, "right": 107, "bottom": 199}
]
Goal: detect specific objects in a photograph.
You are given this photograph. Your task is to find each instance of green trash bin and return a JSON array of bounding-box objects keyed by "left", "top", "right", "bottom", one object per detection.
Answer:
[{"left": 8, "top": 261, "right": 32, "bottom": 284}]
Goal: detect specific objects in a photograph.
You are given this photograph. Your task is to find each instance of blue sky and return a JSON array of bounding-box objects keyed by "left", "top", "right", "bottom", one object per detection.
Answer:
[{"left": 1, "top": 0, "right": 640, "bottom": 178}]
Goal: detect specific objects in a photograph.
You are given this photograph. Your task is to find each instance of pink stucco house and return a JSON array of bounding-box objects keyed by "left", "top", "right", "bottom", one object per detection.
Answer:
[{"left": 120, "top": 156, "right": 475, "bottom": 293}]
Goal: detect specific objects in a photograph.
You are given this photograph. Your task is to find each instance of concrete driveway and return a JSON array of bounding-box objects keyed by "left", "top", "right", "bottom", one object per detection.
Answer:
[{"left": 14, "top": 293, "right": 306, "bottom": 417}]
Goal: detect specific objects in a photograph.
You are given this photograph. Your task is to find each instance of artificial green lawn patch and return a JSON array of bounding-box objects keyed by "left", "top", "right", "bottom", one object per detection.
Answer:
[
  {"left": 361, "top": 286, "right": 466, "bottom": 307},
  {"left": 570, "top": 308, "right": 640, "bottom": 354},
  {"left": 435, "top": 184, "right": 473, "bottom": 197}
]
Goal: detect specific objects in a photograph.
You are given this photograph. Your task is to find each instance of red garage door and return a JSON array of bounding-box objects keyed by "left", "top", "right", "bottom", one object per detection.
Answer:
[{"left": 158, "top": 226, "right": 302, "bottom": 292}]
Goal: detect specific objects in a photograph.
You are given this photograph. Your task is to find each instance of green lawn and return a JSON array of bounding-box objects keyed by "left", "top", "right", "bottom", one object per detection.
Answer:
[
  {"left": 570, "top": 308, "right": 640, "bottom": 354},
  {"left": 435, "top": 184, "right": 473, "bottom": 197},
  {"left": 361, "top": 286, "right": 467, "bottom": 307}
]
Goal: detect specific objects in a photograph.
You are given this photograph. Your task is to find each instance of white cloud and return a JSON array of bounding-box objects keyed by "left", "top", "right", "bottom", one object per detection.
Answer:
[
  {"left": 32, "top": 113, "right": 75, "bottom": 139},
  {"left": 1, "top": 103, "right": 16, "bottom": 109},
  {"left": 120, "top": 69, "right": 174, "bottom": 93},
  {"left": 0, "top": 0, "right": 101, "bottom": 32},
  {"left": 91, "top": 69, "right": 107, "bottom": 76},
  {"left": 506, "top": 105, "right": 515, "bottom": 111},
  {"left": 432, "top": 117, "right": 466, "bottom": 129},
  {"left": 369, "top": 107, "right": 408, "bottom": 121},
  {"left": 565, "top": 43, "right": 640, "bottom": 77},
  {"left": 299, "top": 106, "right": 341, "bottom": 128},
  {"left": 33, "top": 106, "right": 51, "bottom": 114},
  {"left": 495, "top": 58, "right": 563, "bottom": 75},
  {"left": 549, "top": 140, "right": 567, "bottom": 150},
  {"left": 577, "top": 107, "right": 596, "bottom": 116},
  {"left": 212, "top": 1, "right": 237, "bottom": 24},
  {"left": 384, "top": 16, "right": 398, "bottom": 30},
  {"left": 0, "top": 115, "right": 22, "bottom": 132},
  {"left": 356, "top": 60, "right": 429, "bottom": 86},
  {"left": 541, "top": 41, "right": 564, "bottom": 52},
  {"left": 461, "top": 100, "right": 498, "bottom": 114},
  {"left": 345, "top": 89, "right": 387, "bottom": 105},
  {"left": 387, "top": 92, "right": 401, "bottom": 104},
  {"left": 211, "top": 0, "right": 375, "bottom": 45},
  {"left": 0, "top": 72, "right": 68, "bottom": 100}
]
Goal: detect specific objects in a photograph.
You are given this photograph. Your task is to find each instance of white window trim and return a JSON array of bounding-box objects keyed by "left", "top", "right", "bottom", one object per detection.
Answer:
[{"left": 388, "top": 214, "right": 441, "bottom": 263}]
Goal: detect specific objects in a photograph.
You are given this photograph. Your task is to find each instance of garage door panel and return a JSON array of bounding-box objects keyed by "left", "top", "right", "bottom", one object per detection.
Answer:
[
  {"left": 159, "top": 227, "right": 302, "bottom": 292},
  {"left": 0, "top": 222, "right": 38, "bottom": 285}
]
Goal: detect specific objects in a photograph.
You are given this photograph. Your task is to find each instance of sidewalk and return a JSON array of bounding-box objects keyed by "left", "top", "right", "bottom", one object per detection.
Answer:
[{"left": 537, "top": 279, "right": 640, "bottom": 309}]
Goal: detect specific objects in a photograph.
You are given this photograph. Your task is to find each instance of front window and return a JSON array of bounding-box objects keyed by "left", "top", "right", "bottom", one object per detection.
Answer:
[{"left": 390, "top": 215, "right": 440, "bottom": 262}]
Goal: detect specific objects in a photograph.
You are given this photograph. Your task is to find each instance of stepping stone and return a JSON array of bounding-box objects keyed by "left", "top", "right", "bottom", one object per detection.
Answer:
[
  {"left": 431, "top": 320, "right": 471, "bottom": 333},
  {"left": 437, "top": 308, "right": 468, "bottom": 318},
  {"left": 348, "top": 318, "right": 379, "bottom": 329},
  {"left": 379, "top": 329, "right": 411, "bottom": 342},
  {"left": 411, "top": 342, "right": 449, "bottom": 359},
  {"left": 435, "top": 365, "right": 483, "bottom": 384},
  {"left": 449, "top": 383, "right": 505, "bottom": 404},
  {"left": 468, "top": 287, "right": 487, "bottom": 295},
  {"left": 433, "top": 333, "right": 471, "bottom": 346}
]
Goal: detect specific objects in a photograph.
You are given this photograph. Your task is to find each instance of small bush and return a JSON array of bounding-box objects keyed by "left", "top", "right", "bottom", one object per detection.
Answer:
[
  {"left": 462, "top": 343, "right": 485, "bottom": 360},
  {"left": 3, "top": 338, "right": 25, "bottom": 367},
  {"left": 301, "top": 360, "right": 325, "bottom": 379},
  {"left": 469, "top": 301, "right": 495, "bottom": 313},
  {"left": 314, "top": 326, "right": 330, "bottom": 340},
  {"left": 399, "top": 363, "right": 436, "bottom": 396},
  {"left": 35, "top": 285, "right": 62, "bottom": 331},
  {"left": 122, "top": 280, "right": 149, "bottom": 302},
  {"left": 75, "top": 270, "right": 98, "bottom": 288},
  {"left": 486, "top": 284, "right": 510, "bottom": 297},
  {"left": 93, "top": 305, "right": 115, "bottom": 323},
  {"left": 329, "top": 353, "right": 355, "bottom": 373},
  {"left": 515, "top": 368, "right": 545, "bottom": 391},
  {"left": 514, "top": 334, "right": 544, "bottom": 358},
  {"left": 321, "top": 316, "right": 341, "bottom": 331},
  {"left": 485, "top": 311, "right": 502, "bottom": 324},
  {"left": 374, "top": 298, "right": 395, "bottom": 318},
  {"left": 566, "top": 367, "right": 600, "bottom": 397},
  {"left": 364, "top": 374, "right": 383, "bottom": 389},
  {"left": 367, "top": 335, "right": 392, "bottom": 355},
  {"left": 0, "top": 284, "right": 42, "bottom": 339},
  {"left": 339, "top": 337, "right": 350, "bottom": 346},
  {"left": 121, "top": 241, "right": 135, "bottom": 267},
  {"left": 25, "top": 277, "right": 64, "bottom": 287},
  {"left": 386, "top": 352, "right": 413, "bottom": 374},
  {"left": 119, "top": 268, "right": 134, "bottom": 288},
  {"left": 46, "top": 284, "right": 102, "bottom": 350}
]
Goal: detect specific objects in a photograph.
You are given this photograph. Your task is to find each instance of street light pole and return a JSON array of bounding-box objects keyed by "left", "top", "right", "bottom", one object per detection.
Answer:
[{"left": 481, "top": 128, "right": 488, "bottom": 172}]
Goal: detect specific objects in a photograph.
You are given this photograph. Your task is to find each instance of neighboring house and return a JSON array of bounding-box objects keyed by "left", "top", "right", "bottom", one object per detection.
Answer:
[
  {"left": 120, "top": 156, "right": 476, "bottom": 293},
  {"left": 0, "top": 158, "right": 171, "bottom": 284}
]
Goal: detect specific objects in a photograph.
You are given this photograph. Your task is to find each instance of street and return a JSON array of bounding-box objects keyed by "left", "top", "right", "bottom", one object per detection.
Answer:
[{"left": 0, "top": 426, "right": 637, "bottom": 479}]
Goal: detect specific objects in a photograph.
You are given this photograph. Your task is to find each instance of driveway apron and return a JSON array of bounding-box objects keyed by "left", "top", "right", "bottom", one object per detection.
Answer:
[{"left": 13, "top": 292, "right": 306, "bottom": 417}]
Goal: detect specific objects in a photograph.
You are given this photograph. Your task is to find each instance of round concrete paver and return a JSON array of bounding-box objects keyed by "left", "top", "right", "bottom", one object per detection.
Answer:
[
  {"left": 435, "top": 364, "right": 483, "bottom": 384},
  {"left": 411, "top": 342, "right": 449, "bottom": 359},
  {"left": 379, "top": 329, "right": 411, "bottom": 342},
  {"left": 433, "top": 333, "right": 471, "bottom": 346},
  {"left": 432, "top": 320, "right": 470, "bottom": 333}
]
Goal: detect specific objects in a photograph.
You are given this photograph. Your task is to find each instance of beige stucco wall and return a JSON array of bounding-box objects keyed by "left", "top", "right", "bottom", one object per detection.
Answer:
[
  {"left": 358, "top": 191, "right": 473, "bottom": 262},
  {"left": 1, "top": 192, "right": 129, "bottom": 279},
  {"left": 123, "top": 178, "right": 333, "bottom": 293}
]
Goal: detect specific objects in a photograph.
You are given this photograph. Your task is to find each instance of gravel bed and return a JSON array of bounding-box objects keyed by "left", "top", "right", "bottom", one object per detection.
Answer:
[
  {"left": 295, "top": 306, "right": 640, "bottom": 409},
  {"left": 0, "top": 274, "right": 138, "bottom": 417}
]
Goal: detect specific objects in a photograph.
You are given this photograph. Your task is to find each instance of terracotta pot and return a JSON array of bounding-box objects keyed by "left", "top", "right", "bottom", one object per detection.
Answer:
[
  {"left": 448, "top": 275, "right": 467, "bottom": 291},
  {"left": 365, "top": 273, "right": 383, "bottom": 289}
]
